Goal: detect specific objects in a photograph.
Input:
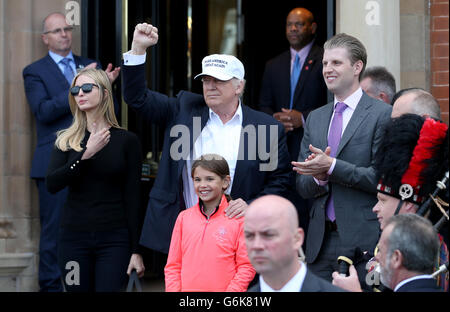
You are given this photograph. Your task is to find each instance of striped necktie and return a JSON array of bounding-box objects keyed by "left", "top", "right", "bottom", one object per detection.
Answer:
[{"left": 60, "top": 58, "right": 75, "bottom": 84}]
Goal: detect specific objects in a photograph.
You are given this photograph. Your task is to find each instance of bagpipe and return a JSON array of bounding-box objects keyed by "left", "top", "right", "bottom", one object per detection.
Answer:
[
  {"left": 336, "top": 246, "right": 392, "bottom": 292},
  {"left": 432, "top": 263, "right": 449, "bottom": 279},
  {"left": 336, "top": 171, "right": 449, "bottom": 292},
  {"left": 417, "top": 171, "right": 449, "bottom": 224},
  {"left": 418, "top": 170, "right": 449, "bottom": 291}
]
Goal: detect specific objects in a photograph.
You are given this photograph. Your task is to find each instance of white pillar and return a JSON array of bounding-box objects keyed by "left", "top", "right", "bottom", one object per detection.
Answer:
[{"left": 336, "top": 0, "right": 401, "bottom": 88}]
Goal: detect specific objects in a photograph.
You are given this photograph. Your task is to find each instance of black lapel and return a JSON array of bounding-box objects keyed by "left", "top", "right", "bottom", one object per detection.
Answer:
[
  {"left": 293, "top": 44, "right": 321, "bottom": 103},
  {"left": 282, "top": 51, "right": 292, "bottom": 109},
  {"left": 230, "top": 104, "right": 253, "bottom": 198},
  {"left": 177, "top": 103, "right": 209, "bottom": 178},
  {"left": 73, "top": 54, "right": 86, "bottom": 73},
  {"left": 44, "top": 54, "right": 69, "bottom": 88}
]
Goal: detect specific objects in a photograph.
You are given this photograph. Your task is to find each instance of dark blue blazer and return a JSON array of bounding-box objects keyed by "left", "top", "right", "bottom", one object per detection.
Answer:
[
  {"left": 122, "top": 63, "right": 292, "bottom": 253},
  {"left": 396, "top": 278, "right": 442, "bottom": 292},
  {"left": 248, "top": 269, "right": 345, "bottom": 292},
  {"left": 23, "top": 53, "right": 98, "bottom": 178},
  {"left": 259, "top": 44, "right": 328, "bottom": 161}
]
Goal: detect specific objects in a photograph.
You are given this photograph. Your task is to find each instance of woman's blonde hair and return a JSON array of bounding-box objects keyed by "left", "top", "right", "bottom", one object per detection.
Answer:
[{"left": 55, "top": 68, "right": 121, "bottom": 151}]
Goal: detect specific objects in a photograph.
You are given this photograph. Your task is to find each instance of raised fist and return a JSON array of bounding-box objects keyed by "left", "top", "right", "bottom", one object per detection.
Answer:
[{"left": 131, "top": 23, "right": 159, "bottom": 55}]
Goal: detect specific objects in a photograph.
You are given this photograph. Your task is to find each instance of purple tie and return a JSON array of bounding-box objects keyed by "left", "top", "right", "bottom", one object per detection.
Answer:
[{"left": 325, "top": 102, "right": 347, "bottom": 221}]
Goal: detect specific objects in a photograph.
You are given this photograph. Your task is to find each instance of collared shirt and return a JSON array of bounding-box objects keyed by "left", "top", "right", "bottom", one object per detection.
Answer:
[
  {"left": 290, "top": 40, "right": 314, "bottom": 75},
  {"left": 260, "top": 262, "right": 307, "bottom": 292},
  {"left": 49, "top": 50, "right": 76, "bottom": 77},
  {"left": 328, "top": 87, "right": 362, "bottom": 138},
  {"left": 123, "top": 51, "right": 147, "bottom": 65},
  {"left": 314, "top": 87, "right": 363, "bottom": 185},
  {"left": 290, "top": 41, "right": 313, "bottom": 123},
  {"left": 394, "top": 274, "right": 434, "bottom": 292},
  {"left": 122, "top": 50, "right": 244, "bottom": 209},
  {"left": 183, "top": 104, "right": 243, "bottom": 209}
]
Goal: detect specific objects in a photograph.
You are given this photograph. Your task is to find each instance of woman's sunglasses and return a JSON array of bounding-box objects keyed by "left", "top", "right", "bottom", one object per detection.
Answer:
[{"left": 70, "top": 83, "right": 99, "bottom": 96}]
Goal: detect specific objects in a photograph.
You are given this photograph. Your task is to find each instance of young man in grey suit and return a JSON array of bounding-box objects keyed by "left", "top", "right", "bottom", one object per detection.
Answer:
[
  {"left": 292, "top": 33, "right": 392, "bottom": 285},
  {"left": 245, "top": 195, "right": 344, "bottom": 292}
]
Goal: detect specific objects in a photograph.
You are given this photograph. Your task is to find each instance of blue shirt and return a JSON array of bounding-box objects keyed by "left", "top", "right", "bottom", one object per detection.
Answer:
[
  {"left": 290, "top": 40, "right": 314, "bottom": 74},
  {"left": 48, "top": 50, "right": 77, "bottom": 77}
]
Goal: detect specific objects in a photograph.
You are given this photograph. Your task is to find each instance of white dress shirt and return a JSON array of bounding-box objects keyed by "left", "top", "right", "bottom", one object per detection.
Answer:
[
  {"left": 260, "top": 262, "right": 307, "bottom": 292},
  {"left": 182, "top": 105, "right": 243, "bottom": 208},
  {"left": 123, "top": 51, "right": 147, "bottom": 65},
  {"left": 122, "top": 51, "right": 243, "bottom": 209}
]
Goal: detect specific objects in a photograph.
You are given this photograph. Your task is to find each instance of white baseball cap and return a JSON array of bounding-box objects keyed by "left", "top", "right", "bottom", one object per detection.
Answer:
[{"left": 194, "top": 54, "right": 245, "bottom": 81}]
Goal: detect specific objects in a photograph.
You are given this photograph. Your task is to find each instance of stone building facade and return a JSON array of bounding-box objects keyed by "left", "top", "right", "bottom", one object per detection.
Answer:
[{"left": 0, "top": 0, "right": 81, "bottom": 291}]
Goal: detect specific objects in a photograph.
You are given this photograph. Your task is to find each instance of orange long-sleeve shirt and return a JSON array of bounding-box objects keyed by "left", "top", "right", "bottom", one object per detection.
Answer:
[{"left": 164, "top": 195, "right": 255, "bottom": 292}]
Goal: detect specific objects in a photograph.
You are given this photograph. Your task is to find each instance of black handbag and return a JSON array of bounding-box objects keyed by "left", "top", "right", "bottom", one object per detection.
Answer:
[{"left": 126, "top": 270, "right": 143, "bottom": 292}]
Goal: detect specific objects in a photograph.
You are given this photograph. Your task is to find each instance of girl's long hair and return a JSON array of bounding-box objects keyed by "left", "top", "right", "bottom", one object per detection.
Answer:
[
  {"left": 55, "top": 68, "right": 121, "bottom": 151},
  {"left": 191, "top": 154, "right": 232, "bottom": 202}
]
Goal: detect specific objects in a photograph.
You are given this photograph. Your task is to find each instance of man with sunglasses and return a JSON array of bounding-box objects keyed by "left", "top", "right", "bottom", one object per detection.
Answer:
[{"left": 22, "top": 12, "right": 120, "bottom": 292}]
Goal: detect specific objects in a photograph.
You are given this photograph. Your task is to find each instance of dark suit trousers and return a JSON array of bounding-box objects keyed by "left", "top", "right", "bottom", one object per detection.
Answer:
[
  {"left": 287, "top": 190, "right": 310, "bottom": 247},
  {"left": 308, "top": 229, "right": 369, "bottom": 290},
  {"left": 286, "top": 171, "right": 310, "bottom": 248},
  {"left": 36, "top": 178, "right": 67, "bottom": 292}
]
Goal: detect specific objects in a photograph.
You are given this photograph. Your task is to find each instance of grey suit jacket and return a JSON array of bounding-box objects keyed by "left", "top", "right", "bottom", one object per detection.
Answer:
[
  {"left": 248, "top": 269, "right": 345, "bottom": 292},
  {"left": 296, "top": 92, "right": 392, "bottom": 263}
]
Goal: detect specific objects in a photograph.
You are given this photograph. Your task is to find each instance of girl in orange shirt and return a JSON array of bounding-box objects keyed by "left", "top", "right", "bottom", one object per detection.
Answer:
[{"left": 164, "top": 154, "right": 255, "bottom": 291}]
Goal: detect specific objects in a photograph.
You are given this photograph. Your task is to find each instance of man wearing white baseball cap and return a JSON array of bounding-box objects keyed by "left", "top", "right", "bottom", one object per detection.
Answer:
[
  {"left": 194, "top": 54, "right": 245, "bottom": 81},
  {"left": 121, "top": 23, "right": 292, "bottom": 258}
]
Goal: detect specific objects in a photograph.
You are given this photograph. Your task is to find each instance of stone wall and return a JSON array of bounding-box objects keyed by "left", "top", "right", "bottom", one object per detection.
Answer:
[
  {"left": 399, "top": 0, "right": 431, "bottom": 92},
  {"left": 0, "top": 0, "right": 80, "bottom": 292},
  {"left": 337, "top": 0, "right": 401, "bottom": 91}
]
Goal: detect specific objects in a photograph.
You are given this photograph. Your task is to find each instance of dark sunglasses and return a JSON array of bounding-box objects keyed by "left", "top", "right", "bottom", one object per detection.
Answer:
[{"left": 70, "top": 83, "right": 99, "bottom": 96}]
